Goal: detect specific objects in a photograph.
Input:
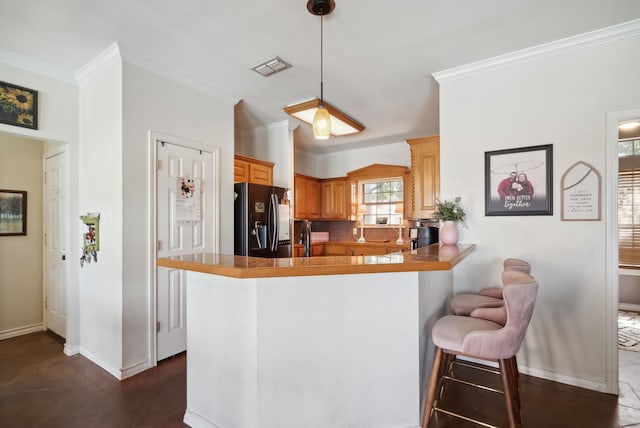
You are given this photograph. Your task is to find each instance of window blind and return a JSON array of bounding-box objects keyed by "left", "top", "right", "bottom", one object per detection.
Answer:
[{"left": 619, "top": 169, "right": 640, "bottom": 267}]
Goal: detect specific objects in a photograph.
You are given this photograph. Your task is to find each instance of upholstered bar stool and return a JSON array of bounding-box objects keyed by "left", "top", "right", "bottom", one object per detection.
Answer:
[
  {"left": 422, "top": 270, "right": 538, "bottom": 428},
  {"left": 449, "top": 258, "right": 531, "bottom": 317}
]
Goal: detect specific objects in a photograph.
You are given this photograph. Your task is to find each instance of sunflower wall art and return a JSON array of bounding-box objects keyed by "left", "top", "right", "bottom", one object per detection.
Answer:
[{"left": 0, "top": 80, "right": 38, "bottom": 130}]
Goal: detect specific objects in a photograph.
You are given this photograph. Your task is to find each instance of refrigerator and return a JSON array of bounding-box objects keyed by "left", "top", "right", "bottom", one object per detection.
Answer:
[{"left": 234, "top": 182, "right": 291, "bottom": 258}]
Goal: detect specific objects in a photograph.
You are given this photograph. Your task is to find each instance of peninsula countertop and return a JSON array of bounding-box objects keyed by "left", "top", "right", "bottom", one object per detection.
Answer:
[{"left": 157, "top": 243, "right": 475, "bottom": 279}]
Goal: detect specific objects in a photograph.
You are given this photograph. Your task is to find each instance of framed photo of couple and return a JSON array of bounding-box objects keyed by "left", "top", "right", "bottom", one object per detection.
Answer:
[{"left": 485, "top": 144, "right": 553, "bottom": 216}]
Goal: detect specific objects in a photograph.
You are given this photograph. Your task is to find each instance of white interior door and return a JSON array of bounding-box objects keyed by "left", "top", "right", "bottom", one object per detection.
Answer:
[
  {"left": 44, "top": 151, "right": 69, "bottom": 338},
  {"left": 157, "top": 140, "right": 214, "bottom": 361}
]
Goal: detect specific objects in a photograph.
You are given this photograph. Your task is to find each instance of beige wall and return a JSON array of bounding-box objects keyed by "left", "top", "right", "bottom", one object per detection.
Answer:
[{"left": 0, "top": 133, "right": 43, "bottom": 335}]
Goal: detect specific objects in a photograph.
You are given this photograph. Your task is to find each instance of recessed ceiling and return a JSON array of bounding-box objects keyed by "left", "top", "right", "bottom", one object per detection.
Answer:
[{"left": 1, "top": 0, "right": 639, "bottom": 153}]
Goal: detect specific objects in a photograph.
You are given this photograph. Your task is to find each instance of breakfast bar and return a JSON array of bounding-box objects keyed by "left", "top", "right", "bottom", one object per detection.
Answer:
[{"left": 158, "top": 243, "right": 475, "bottom": 428}]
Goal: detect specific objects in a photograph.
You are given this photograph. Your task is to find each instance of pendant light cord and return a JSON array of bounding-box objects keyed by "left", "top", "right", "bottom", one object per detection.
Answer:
[{"left": 320, "top": 13, "right": 324, "bottom": 107}]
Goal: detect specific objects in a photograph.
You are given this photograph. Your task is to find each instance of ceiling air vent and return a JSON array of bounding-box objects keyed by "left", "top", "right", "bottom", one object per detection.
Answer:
[{"left": 251, "top": 57, "right": 292, "bottom": 77}]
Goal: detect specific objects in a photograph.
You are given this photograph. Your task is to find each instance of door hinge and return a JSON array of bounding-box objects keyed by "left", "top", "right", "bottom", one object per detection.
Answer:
[
  {"left": 156, "top": 321, "right": 161, "bottom": 333},
  {"left": 45, "top": 297, "right": 48, "bottom": 309},
  {"left": 43, "top": 171, "right": 47, "bottom": 183},
  {"left": 157, "top": 240, "right": 161, "bottom": 251},
  {"left": 44, "top": 233, "right": 48, "bottom": 246},
  {"left": 157, "top": 159, "right": 162, "bottom": 170}
]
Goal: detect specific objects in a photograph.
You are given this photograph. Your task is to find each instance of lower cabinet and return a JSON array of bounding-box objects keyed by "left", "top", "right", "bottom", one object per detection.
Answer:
[
  {"left": 294, "top": 243, "right": 326, "bottom": 257},
  {"left": 325, "top": 242, "right": 410, "bottom": 256}
]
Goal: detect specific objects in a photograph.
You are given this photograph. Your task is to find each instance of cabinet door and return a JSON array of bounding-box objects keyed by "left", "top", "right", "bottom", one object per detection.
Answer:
[
  {"left": 325, "top": 243, "right": 348, "bottom": 256},
  {"left": 311, "top": 244, "right": 325, "bottom": 256},
  {"left": 320, "top": 178, "right": 349, "bottom": 219},
  {"left": 306, "top": 179, "right": 320, "bottom": 219},
  {"left": 234, "top": 159, "right": 249, "bottom": 183},
  {"left": 294, "top": 174, "right": 320, "bottom": 219},
  {"left": 249, "top": 163, "right": 273, "bottom": 185},
  {"left": 320, "top": 182, "right": 335, "bottom": 218},
  {"left": 349, "top": 245, "right": 387, "bottom": 256},
  {"left": 407, "top": 136, "right": 440, "bottom": 218}
]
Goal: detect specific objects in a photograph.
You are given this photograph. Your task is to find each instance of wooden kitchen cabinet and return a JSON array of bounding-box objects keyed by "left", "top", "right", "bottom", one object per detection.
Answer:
[
  {"left": 293, "top": 243, "right": 326, "bottom": 257},
  {"left": 294, "top": 174, "right": 320, "bottom": 219},
  {"left": 325, "top": 243, "right": 349, "bottom": 256},
  {"left": 325, "top": 242, "right": 410, "bottom": 256},
  {"left": 406, "top": 136, "right": 440, "bottom": 219},
  {"left": 320, "top": 177, "right": 350, "bottom": 219},
  {"left": 234, "top": 154, "right": 274, "bottom": 185}
]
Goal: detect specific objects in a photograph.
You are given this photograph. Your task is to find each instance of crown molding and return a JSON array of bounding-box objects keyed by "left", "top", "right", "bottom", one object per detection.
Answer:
[
  {"left": 0, "top": 47, "right": 76, "bottom": 84},
  {"left": 74, "top": 43, "right": 122, "bottom": 83},
  {"left": 433, "top": 18, "right": 640, "bottom": 84},
  {"left": 118, "top": 46, "right": 239, "bottom": 105}
]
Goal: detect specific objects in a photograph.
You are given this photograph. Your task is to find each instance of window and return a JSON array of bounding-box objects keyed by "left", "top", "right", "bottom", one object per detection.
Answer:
[
  {"left": 619, "top": 139, "right": 640, "bottom": 267},
  {"left": 359, "top": 178, "right": 403, "bottom": 225}
]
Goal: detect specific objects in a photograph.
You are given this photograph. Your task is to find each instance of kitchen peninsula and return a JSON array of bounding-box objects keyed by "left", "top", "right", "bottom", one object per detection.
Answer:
[{"left": 158, "top": 244, "right": 474, "bottom": 428}]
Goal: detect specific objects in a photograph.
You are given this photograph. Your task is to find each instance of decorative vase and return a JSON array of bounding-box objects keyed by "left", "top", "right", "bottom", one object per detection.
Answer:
[{"left": 439, "top": 221, "right": 459, "bottom": 245}]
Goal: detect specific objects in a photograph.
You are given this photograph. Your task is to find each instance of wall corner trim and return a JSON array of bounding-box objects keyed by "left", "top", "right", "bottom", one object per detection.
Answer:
[
  {"left": 433, "top": 18, "right": 640, "bottom": 84},
  {"left": 75, "top": 43, "right": 122, "bottom": 83}
]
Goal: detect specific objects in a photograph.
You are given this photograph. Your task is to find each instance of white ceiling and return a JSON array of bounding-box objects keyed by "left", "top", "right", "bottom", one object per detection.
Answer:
[{"left": 2, "top": 0, "right": 640, "bottom": 153}]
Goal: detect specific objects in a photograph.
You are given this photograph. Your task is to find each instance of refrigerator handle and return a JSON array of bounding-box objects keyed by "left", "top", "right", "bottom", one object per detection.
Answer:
[{"left": 269, "top": 194, "right": 279, "bottom": 252}]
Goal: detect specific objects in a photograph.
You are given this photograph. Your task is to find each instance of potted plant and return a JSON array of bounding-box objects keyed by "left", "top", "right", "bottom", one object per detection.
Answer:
[{"left": 433, "top": 197, "right": 466, "bottom": 245}]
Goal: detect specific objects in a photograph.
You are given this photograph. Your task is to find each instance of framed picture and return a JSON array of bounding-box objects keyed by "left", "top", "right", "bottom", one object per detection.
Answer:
[
  {"left": 485, "top": 144, "right": 553, "bottom": 216},
  {"left": 0, "top": 190, "right": 27, "bottom": 236},
  {"left": 0, "top": 80, "right": 38, "bottom": 130}
]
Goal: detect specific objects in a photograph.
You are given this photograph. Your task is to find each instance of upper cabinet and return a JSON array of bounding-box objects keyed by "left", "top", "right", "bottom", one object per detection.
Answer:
[
  {"left": 234, "top": 154, "right": 274, "bottom": 185},
  {"left": 294, "top": 174, "right": 320, "bottom": 219},
  {"left": 406, "top": 136, "right": 440, "bottom": 219},
  {"left": 320, "top": 178, "right": 350, "bottom": 220}
]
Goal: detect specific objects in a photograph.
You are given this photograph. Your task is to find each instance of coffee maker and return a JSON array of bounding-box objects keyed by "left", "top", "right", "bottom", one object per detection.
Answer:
[{"left": 409, "top": 219, "right": 439, "bottom": 249}]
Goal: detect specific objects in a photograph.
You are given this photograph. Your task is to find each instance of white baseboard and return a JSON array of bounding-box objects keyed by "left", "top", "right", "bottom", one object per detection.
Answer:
[
  {"left": 183, "top": 409, "right": 221, "bottom": 428},
  {"left": 64, "top": 343, "right": 80, "bottom": 356},
  {"left": 619, "top": 303, "right": 640, "bottom": 312},
  {"left": 79, "top": 346, "right": 123, "bottom": 380},
  {"left": 0, "top": 323, "right": 44, "bottom": 340},
  {"left": 458, "top": 355, "right": 608, "bottom": 393},
  {"left": 79, "top": 347, "right": 152, "bottom": 380},
  {"left": 518, "top": 364, "right": 607, "bottom": 393},
  {"left": 121, "top": 359, "right": 152, "bottom": 379}
]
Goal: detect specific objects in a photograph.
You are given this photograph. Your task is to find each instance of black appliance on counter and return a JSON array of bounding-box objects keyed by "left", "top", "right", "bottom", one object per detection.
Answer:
[
  {"left": 234, "top": 182, "right": 291, "bottom": 258},
  {"left": 409, "top": 226, "right": 439, "bottom": 249}
]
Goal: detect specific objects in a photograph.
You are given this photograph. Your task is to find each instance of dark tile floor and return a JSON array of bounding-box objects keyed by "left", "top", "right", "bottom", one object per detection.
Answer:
[
  {"left": 0, "top": 331, "right": 187, "bottom": 428},
  {"left": 1, "top": 330, "right": 639, "bottom": 427}
]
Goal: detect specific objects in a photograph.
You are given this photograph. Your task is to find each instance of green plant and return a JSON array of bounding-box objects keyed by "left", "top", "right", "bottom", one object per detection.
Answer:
[{"left": 434, "top": 197, "right": 466, "bottom": 223}]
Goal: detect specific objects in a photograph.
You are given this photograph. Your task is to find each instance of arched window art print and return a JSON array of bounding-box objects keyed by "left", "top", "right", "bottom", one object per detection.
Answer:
[
  {"left": 561, "top": 161, "right": 601, "bottom": 221},
  {"left": 485, "top": 144, "right": 553, "bottom": 216}
]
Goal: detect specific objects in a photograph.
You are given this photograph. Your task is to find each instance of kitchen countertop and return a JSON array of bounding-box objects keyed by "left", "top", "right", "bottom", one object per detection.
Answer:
[{"left": 157, "top": 243, "right": 475, "bottom": 278}]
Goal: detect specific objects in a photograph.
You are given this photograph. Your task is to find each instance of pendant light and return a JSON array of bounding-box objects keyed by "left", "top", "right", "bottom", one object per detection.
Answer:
[{"left": 308, "top": 0, "right": 335, "bottom": 140}]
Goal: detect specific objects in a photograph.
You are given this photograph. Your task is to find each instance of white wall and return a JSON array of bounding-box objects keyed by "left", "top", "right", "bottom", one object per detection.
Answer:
[
  {"left": 121, "top": 61, "right": 235, "bottom": 371},
  {"left": 297, "top": 141, "right": 411, "bottom": 178},
  {"left": 437, "top": 31, "right": 640, "bottom": 390},
  {"left": 0, "top": 135, "right": 43, "bottom": 337},
  {"left": 77, "top": 55, "right": 124, "bottom": 372},
  {"left": 236, "top": 120, "right": 293, "bottom": 188},
  {"left": 0, "top": 63, "right": 80, "bottom": 348}
]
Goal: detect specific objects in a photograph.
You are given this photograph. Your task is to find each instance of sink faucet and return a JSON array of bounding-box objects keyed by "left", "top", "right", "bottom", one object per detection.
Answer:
[{"left": 301, "top": 220, "right": 312, "bottom": 257}]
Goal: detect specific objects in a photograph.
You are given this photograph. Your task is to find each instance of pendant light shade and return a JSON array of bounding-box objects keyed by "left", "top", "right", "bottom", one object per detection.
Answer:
[{"left": 313, "top": 106, "right": 331, "bottom": 139}]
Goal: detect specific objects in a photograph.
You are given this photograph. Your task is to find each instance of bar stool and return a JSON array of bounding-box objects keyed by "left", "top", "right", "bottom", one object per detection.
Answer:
[
  {"left": 422, "top": 270, "right": 538, "bottom": 428},
  {"left": 449, "top": 258, "right": 531, "bottom": 318}
]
